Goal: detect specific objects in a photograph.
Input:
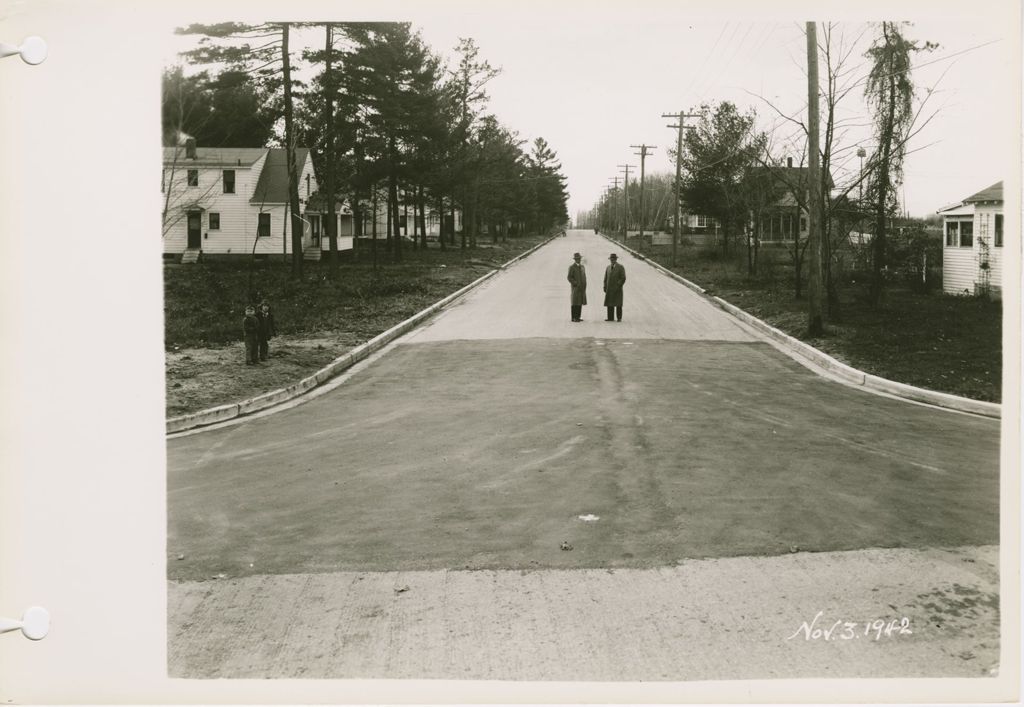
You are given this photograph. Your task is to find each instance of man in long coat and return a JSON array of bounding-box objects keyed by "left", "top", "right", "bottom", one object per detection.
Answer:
[
  {"left": 567, "top": 252, "right": 587, "bottom": 322},
  {"left": 603, "top": 253, "right": 626, "bottom": 321}
]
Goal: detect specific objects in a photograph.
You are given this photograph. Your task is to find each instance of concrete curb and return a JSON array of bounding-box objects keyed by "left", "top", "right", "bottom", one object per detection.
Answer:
[
  {"left": 598, "top": 233, "right": 1001, "bottom": 419},
  {"left": 166, "top": 234, "right": 560, "bottom": 434}
]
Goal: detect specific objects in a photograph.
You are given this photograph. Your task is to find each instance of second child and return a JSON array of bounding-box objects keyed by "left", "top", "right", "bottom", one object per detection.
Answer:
[
  {"left": 243, "top": 305, "right": 260, "bottom": 365},
  {"left": 257, "top": 301, "right": 277, "bottom": 361}
]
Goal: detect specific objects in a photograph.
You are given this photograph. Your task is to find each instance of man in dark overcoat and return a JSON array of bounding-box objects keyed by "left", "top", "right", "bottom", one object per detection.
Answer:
[
  {"left": 603, "top": 253, "right": 626, "bottom": 321},
  {"left": 567, "top": 252, "right": 587, "bottom": 322}
]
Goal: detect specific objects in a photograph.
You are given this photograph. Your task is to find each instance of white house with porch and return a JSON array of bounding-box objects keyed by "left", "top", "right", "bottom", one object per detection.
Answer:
[
  {"left": 938, "top": 181, "right": 1004, "bottom": 297},
  {"left": 161, "top": 140, "right": 353, "bottom": 262}
]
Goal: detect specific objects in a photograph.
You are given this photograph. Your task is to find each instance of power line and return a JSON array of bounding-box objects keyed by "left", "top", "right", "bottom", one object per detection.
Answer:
[{"left": 681, "top": 22, "right": 730, "bottom": 98}]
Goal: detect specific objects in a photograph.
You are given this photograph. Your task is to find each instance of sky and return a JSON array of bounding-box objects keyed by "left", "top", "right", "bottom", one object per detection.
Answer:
[{"left": 162, "top": 1, "right": 1019, "bottom": 221}]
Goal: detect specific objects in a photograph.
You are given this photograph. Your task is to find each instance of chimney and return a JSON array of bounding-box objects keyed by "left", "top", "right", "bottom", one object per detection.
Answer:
[
  {"left": 786, "top": 157, "right": 793, "bottom": 168},
  {"left": 185, "top": 138, "right": 197, "bottom": 159}
]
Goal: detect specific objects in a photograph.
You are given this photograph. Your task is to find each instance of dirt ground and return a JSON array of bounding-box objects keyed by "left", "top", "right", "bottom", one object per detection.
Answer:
[{"left": 165, "top": 333, "right": 356, "bottom": 418}]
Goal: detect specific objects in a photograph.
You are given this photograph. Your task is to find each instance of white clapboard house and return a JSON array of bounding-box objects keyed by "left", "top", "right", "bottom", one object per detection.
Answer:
[
  {"left": 161, "top": 139, "right": 353, "bottom": 262},
  {"left": 938, "top": 181, "right": 1004, "bottom": 297}
]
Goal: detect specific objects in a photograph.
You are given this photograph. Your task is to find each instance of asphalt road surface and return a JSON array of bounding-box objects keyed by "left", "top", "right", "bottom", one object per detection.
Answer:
[{"left": 167, "top": 229, "right": 1001, "bottom": 681}]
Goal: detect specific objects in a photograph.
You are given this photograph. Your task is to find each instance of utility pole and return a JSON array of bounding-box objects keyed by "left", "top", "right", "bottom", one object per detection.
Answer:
[
  {"left": 607, "top": 177, "right": 620, "bottom": 233},
  {"left": 631, "top": 144, "right": 656, "bottom": 253},
  {"left": 663, "top": 111, "right": 699, "bottom": 266},
  {"left": 617, "top": 164, "right": 635, "bottom": 242},
  {"left": 806, "top": 21, "right": 824, "bottom": 335}
]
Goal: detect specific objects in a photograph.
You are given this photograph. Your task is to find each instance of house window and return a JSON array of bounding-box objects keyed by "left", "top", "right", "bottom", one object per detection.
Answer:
[
  {"left": 209, "top": 213, "right": 220, "bottom": 230},
  {"left": 187, "top": 169, "right": 198, "bottom": 187},
  {"left": 945, "top": 221, "right": 959, "bottom": 246},
  {"left": 305, "top": 173, "right": 311, "bottom": 198},
  {"left": 257, "top": 213, "right": 271, "bottom": 238},
  {"left": 694, "top": 214, "right": 708, "bottom": 228},
  {"left": 995, "top": 214, "right": 1003, "bottom": 247},
  {"left": 959, "top": 220, "right": 974, "bottom": 248},
  {"left": 767, "top": 213, "right": 796, "bottom": 241},
  {"left": 223, "top": 170, "right": 235, "bottom": 194},
  {"left": 800, "top": 217, "right": 807, "bottom": 232}
]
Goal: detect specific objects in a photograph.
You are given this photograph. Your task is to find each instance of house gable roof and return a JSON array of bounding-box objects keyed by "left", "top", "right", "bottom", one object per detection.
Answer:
[
  {"left": 162, "top": 146, "right": 267, "bottom": 167},
  {"left": 250, "top": 148, "right": 311, "bottom": 205},
  {"left": 963, "top": 181, "right": 1002, "bottom": 204}
]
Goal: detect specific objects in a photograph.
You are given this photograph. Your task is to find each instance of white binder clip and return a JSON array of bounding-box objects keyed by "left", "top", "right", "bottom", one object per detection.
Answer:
[
  {"left": 0, "top": 607, "right": 49, "bottom": 640},
  {"left": 0, "top": 36, "right": 47, "bottom": 65}
]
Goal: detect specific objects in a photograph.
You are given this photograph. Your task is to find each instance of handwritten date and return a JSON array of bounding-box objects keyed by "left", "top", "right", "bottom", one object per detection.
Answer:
[{"left": 787, "top": 611, "right": 912, "bottom": 642}]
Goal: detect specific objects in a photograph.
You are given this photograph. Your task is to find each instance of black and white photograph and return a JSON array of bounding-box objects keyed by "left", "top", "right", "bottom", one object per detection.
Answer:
[{"left": 0, "top": 0, "right": 1020, "bottom": 703}]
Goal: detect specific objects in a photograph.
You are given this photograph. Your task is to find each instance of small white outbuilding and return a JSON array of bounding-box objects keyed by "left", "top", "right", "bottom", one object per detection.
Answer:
[{"left": 938, "top": 181, "right": 1004, "bottom": 297}]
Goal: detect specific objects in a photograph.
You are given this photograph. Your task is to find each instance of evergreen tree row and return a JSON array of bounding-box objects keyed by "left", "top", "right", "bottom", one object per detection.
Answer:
[{"left": 163, "top": 22, "right": 569, "bottom": 274}]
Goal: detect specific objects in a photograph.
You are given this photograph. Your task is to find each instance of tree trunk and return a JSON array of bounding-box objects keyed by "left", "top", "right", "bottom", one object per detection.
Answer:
[
  {"left": 753, "top": 225, "right": 760, "bottom": 274},
  {"left": 792, "top": 245, "right": 804, "bottom": 299},
  {"left": 451, "top": 198, "right": 459, "bottom": 248},
  {"left": 387, "top": 137, "right": 401, "bottom": 263},
  {"left": 390, "top": 172, "right": 402, "bottom": 263},
  {"left": 419, "top": 187, "right": 427, "bottom": 250},
  {"left": 353, "top": 139, "right": 364, "bottom": 239},
  {"left": 746, "top": 215, "right": 754, "bottom": 276},
  {"left": 791, "top": 213, "right": 803, "bottom": 299},
  {"left": 371, "top": 183, "right": 378, "bottom": 272},
  {"left": 459, "top": 186, "right": 467, "bottom": 250},
  {"left": 437, "top": 194, "right": 447, "bottom": 251},
  {"left": 282, "top": 23, "right": 304, "bottom": 278},
  {"left": 385, "top": 194, "right": 392, "bottom": 255},
  {"left": 323, "top": 23, "right": 339, "bottom": 276},
  {"left": 870, "top": 26, "right": 898, "bottom": 309}
]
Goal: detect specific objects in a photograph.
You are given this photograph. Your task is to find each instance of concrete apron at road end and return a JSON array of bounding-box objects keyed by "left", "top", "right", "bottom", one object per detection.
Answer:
[{"left": 168, "top": 545, "right": 999, "bottom": 680}]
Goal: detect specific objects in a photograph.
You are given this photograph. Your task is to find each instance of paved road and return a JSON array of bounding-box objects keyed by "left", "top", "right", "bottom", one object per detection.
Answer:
[{"left": 167, "top": 230, "right": 1001, "bottom": 681}]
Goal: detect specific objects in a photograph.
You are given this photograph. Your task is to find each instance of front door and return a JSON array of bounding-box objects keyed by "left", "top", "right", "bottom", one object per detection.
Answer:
[{"left": 187, "top": 211, "right": 202, "bottom": 249}]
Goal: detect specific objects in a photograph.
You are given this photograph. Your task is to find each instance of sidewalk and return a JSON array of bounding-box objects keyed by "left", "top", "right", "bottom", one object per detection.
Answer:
[{"left": 169, "top": 545, "right": 999, "bottom": 680}]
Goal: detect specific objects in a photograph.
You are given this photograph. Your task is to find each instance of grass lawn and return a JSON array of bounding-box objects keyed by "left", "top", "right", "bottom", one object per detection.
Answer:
[
  {"left": 164, "top": 235, "right": 549, "bottom": 416},
  {"left": 616, "top": 237, "right": 1002, "bottom": 403}
]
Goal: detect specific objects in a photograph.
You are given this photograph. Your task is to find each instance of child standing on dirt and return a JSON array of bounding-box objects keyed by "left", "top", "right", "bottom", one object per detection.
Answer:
[
  {"left": 243, "top": 305, "right": 260, "bottom": 365},
  {"left": 257, "top": 300, "right": 277, "bottom": 361}
]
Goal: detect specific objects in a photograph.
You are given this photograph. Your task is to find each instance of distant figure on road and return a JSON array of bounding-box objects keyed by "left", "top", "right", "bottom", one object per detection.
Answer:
[
  {"left": 604, "top": 253, "right": 626, "bottom": 321},
  {"left": 243, "top": 305, "right": 260, "bottom": 365},
  {"left": 257, "top": 300, "right": 277, "bottom": 361},
  {"left": 567, "top": 252, "right": 587, "bottom": 322}
]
